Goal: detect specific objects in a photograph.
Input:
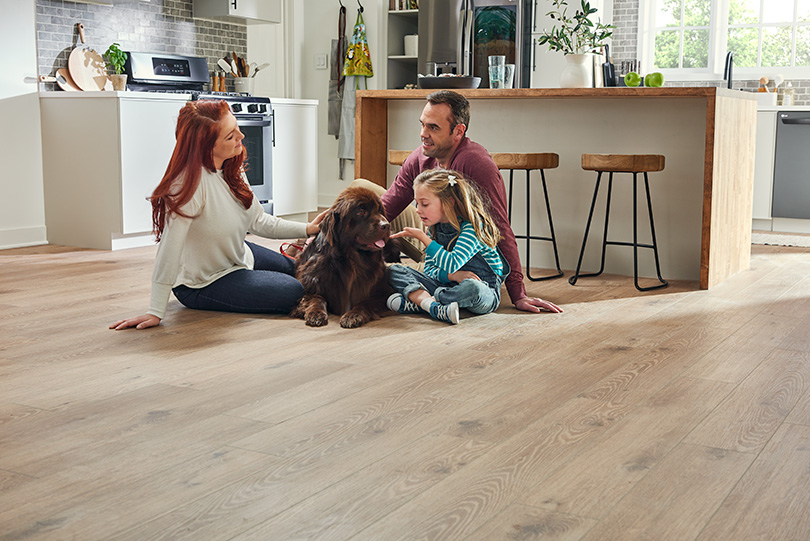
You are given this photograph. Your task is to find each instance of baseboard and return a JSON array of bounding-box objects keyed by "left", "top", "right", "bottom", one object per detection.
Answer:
[{"left": 0, "top": 225, "right": 47, "bottom": 250}]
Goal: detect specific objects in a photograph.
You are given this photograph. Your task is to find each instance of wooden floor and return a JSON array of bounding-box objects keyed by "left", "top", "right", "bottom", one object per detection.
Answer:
[{"left": 2, "top": 238, "right": 810, "bottom": 540}]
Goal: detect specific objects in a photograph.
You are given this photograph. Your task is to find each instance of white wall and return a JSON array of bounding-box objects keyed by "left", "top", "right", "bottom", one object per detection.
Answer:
[
  {"left": 249, "top": 0, "right": 385, "bottom": 208},
  {"left": 0, "top": 0, "right": 47, "bottom": 249}
]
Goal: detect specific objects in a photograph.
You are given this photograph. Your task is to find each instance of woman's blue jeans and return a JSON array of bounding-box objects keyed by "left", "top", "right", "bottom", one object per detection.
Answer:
[
  {"left": 172, "top": 241, "right": 303, "bottom": 314},
  {"left": 388, "top": 263, "right": 501, "bottom": 315}
]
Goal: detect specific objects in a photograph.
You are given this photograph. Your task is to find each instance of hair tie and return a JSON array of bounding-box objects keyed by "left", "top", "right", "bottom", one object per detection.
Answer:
[{"left": 447, "top": 174, "right": 457, "bottom": 186}]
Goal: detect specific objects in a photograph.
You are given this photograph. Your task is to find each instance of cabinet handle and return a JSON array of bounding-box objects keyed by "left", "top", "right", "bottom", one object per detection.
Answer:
[
  {"left": 533, "top": 0, "right": 538, "bottom": 32},
  {"left": 231, "top": 0, "right": 237, "bottom": 9},
  {"left": 271, "top": 110, "right": 276, "bottom": 147}
]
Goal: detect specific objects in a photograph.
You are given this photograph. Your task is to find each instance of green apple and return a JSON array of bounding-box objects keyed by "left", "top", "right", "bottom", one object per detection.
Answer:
[
  {"left": 644, "top": 72, "right": 665, "bottom": 87},
  {"left": 624, "top": 71, "right": 642, "bottom": 87}
]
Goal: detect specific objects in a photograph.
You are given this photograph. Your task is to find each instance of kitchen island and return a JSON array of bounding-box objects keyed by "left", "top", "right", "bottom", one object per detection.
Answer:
[{"left": 355, "top": 87, "right": 757, "bottom": 290}]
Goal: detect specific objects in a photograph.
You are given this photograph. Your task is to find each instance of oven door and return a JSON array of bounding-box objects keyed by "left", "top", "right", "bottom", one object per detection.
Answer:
[{"left": 236, "top": 114, "right": 274, "bottom": 213}]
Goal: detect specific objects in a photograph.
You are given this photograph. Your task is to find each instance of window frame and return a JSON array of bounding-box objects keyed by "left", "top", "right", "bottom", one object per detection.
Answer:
[{"left": 637, "top": 0, "right": 810, "bottom": 82}]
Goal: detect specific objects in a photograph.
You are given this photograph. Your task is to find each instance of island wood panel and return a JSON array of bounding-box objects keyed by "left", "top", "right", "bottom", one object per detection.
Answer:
[
  {"left": 703, "top": 94, "right": 757, "bottom": 288},
  {"left": 355, "top": 87, "right": 757, "bottom": 289}
]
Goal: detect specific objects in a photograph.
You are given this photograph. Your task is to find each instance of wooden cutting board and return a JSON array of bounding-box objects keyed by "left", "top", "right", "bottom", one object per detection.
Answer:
[{"left": 68, "top": 23, "right": 111, "bottom": 91}]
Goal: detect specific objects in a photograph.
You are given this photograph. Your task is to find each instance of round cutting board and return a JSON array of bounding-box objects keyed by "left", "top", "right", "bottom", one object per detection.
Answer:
[{"left": 68, "top": 23, "right": 111, "bottom": 91}]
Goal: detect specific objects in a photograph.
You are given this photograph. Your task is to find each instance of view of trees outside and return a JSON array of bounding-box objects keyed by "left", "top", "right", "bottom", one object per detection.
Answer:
[{"left": 653, "top": 0, "right": 810, "bottom": 70}]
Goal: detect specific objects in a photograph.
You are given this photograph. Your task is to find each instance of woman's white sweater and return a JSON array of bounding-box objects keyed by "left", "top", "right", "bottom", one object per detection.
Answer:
[{"left": 148, "top": 168, "right": 308, "bottom": 319}]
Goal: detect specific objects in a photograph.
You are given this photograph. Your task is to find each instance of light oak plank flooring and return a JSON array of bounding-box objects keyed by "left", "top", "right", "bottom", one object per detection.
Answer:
[{"left": 1, "top": 238, "right": 810, "bottom": 540}]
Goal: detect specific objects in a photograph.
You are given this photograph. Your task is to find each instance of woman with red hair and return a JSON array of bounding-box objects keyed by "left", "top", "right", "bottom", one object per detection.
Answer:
[{"left": 110, "top": 100, "right": 324, "bottom": 330}]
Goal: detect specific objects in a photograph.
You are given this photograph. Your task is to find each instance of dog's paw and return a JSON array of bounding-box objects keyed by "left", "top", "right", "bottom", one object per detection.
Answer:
[
  {"left": 305, "top": 311, "right": 329, "bottom": 327},
  {"left": 339, "top": 312, "right": 369, "bottom": 329}
]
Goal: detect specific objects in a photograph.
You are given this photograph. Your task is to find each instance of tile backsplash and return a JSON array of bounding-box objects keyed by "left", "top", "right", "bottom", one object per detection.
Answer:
[{"left": 36, "top": 0, "right": 246, "bottom": 92}]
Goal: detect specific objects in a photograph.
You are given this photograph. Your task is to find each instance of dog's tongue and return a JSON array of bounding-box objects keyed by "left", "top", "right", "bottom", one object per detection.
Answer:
[{"left": 374, "top": 239, "right": 385, "bottom": 249}]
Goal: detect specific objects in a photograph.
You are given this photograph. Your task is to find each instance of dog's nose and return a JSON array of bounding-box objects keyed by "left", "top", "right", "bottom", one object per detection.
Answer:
[{"left": 379, "top": 220, "right": 390, "bottom": 231}]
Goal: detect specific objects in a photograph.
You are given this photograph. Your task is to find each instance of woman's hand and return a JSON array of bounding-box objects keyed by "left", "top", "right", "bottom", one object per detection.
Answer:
[
  {"left": 390, "top": 227, "right": 431, "bottom": 247},
  {"left": 305, "top": 209, "right": 329, "bottom": 236},
  {"left": 448, "top": 270, "right": 480, "bottom": 283},
  {"left": 109, "top": 314, "right": 161, "bottom": 330}
]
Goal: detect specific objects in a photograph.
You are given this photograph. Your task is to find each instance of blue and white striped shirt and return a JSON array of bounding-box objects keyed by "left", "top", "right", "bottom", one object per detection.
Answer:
[{"left": 424, "top": 220, "right": 504, "bottom": 284}]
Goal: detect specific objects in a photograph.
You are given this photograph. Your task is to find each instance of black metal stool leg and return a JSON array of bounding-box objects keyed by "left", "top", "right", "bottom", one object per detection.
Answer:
[
  {"left": 524, "top": 168, "right": 564, "bottom": 281},
  {"left": 569, "top": 171, "right": 604, "bottom": 285},
  {"left": 635, "top": 172, "right": 668, "bottom": 291}
]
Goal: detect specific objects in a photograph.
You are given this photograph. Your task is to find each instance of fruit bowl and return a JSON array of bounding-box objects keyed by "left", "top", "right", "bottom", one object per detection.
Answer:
[{"left": 417, "top": 76, "right": 482, "bottom": 89}]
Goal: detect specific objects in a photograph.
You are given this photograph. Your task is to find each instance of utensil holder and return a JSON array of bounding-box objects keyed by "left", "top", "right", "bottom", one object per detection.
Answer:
[{"left": 234, "top": 77, "right": 254, "bottom": 95}]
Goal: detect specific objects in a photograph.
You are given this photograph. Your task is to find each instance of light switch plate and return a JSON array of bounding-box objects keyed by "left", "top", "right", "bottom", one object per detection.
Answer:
[{"left": 314, "top": 53, "right": 328, "bottom": 70}]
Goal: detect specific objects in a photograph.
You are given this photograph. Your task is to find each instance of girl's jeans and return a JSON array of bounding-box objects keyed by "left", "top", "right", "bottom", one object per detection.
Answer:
[
  {"left": 172, "top": 241, "right": 304, "bottom": 314},
  {"left": 388, "top": 263, "right": 501, "bottom": 315}
]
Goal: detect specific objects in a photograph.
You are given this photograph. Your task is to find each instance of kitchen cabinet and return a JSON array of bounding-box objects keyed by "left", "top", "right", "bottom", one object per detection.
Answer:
[
  {"left": 753, "top": 110, "right": 776, "bottom": 226},
  {"left": 386, "top": 8, "right": 419, "bottom": 89},
  {"left": 40, "top": 92, "right": 186, "bottom": 250},
  {"left": 270, "top": 98, "right": 318, "bottom": 216},
  {"left": 193, "top": 0, "right": 281, "bottom": 24}
]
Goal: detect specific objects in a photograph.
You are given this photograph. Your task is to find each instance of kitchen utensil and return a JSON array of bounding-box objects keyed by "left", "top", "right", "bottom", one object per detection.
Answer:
[
  {"left": 217, "top": 58, "right": 234, "bottom": 76},
  {"left": 602, "top": 44, "right": 616, "bottom": 87},
  {"left": 68, "top": 23, "right": 111, "bottom": 91},
  {"left": 248, "top": 62, "right": 257, "bottom": 77},
  {"left": 54, "top": 69, "right": 81, "bottom": 91},
  {"left": 252, "top": 62, "right": 270, "bottom": 77},
  {"left": 230, "top": 59, "right": 239, "bottom": 78}
]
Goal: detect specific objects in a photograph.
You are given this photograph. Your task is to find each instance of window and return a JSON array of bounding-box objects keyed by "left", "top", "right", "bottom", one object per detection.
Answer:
[{"left": 638, "top": 0, "right": 810, "bottom": 80}]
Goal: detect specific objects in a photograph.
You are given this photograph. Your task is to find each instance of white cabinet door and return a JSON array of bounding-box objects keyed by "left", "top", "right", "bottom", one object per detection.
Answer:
[
  {"left": 194, "top": 0, "right": 280, "bottom": 23},
  {"left": 753, "top": 111, "right": 777, "bottom": 221},
  {"left": 119, "top": 98, "right": 186, "bottom": 235},
  {"left": 271, "top": 100, "right": 318, "bottom": 216}
]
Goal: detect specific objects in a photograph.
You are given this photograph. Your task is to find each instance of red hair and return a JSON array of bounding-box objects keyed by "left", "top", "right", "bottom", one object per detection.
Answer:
[{"left": 150, "top": 100, "right": 253, "bottom": 241}]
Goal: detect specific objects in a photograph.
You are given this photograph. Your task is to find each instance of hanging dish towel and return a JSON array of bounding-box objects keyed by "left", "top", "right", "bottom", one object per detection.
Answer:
[
  {"left": 343, "top": 9, "right": 373, "bottom": 88},
  {"left": 328, "top": 6, "right": 347, "bottom": 138}
]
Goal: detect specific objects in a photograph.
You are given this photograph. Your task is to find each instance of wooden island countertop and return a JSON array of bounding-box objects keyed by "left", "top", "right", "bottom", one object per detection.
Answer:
[{"left": 354, "top": 87, "right": 757, "bottom": 290}]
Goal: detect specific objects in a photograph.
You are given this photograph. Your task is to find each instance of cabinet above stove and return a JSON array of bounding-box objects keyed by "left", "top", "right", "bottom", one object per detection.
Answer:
[{"left": 193, "top": 0, "right": 281, "bottom": 25}]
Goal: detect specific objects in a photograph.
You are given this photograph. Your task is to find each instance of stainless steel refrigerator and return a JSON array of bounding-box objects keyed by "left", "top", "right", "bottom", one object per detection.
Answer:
[{"left": 418, "top": 0, "right": 531, "bottom": 88}]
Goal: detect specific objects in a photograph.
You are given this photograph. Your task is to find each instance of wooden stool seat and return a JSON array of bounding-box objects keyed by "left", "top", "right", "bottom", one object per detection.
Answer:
[
  {"left": 581, "top": 153, "right": 665, "bottom": 173},
  {"left": 496, "top": 152, "right": 563, "bottom": 281},
  {"left": 491, "top": 152, "right": 559, "bottom": 171},
  {"left": 388, "top": 150, "right": 410, "bottom": 166}
]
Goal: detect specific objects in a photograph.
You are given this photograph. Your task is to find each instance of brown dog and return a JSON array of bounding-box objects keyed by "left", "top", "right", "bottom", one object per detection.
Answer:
[{"left": 291, "top": 186, "right": 401, "bottom": 328}]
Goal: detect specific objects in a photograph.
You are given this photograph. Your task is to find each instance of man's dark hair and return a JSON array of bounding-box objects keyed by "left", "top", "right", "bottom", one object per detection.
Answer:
[{"left": 426, "top": 90, "right": 471, "bottom": 133}]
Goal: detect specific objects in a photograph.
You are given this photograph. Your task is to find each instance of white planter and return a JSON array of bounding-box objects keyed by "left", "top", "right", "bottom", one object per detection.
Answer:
[{"left": 560, "top": 54, "right": 593, "bottom": 88}]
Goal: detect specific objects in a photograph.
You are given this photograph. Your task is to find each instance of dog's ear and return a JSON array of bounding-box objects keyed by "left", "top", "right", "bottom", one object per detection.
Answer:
[
  {"left": 319, "top": 207, "right": 340, "bottom": 246},
  {"left": 383, "top": 237, "right": 402, "bottom": 263}
]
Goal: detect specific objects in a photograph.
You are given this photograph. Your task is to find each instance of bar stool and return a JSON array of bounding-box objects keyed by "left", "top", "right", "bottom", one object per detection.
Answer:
[
  {"left": 492, "top": 152, "right": 563, "bottom": 281},
  {"left": 388, "top": 150, "right": 410, "bottom": 166},
  {"left": 569, "top": 153, "right": 668, "bottom": 291}
]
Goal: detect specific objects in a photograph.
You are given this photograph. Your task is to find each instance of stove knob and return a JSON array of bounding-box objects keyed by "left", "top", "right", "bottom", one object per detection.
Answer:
[
  {"left": 231, "top": 103, "right": 242, "bottom": 113},
  {"left": 247, "top": 104, "right": 258, "bottom": 113},
  {"left": 259, "top": 104, "right": 267, "bottom": 113}
]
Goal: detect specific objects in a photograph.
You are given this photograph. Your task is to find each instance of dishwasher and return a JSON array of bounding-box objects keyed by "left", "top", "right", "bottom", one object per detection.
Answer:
[{"left": 772, "top": 111, "right": 810, "bottom": 219}]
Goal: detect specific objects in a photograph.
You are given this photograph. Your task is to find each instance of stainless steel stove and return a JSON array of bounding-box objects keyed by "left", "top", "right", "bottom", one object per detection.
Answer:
[{"left": 124, "top": 51, "right": 275, "bottom": 212}]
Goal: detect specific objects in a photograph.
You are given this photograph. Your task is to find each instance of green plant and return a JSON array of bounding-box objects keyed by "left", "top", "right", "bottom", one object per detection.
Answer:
[
  {"left": 104, "top": 43, "right": 127, "bottom": 75},
  {"left": 536, "top": 0, "right": 614, "bottom": 55}
]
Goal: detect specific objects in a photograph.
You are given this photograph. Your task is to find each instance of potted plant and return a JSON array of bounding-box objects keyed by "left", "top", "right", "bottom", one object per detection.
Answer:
[
  {"left": 536, "top": 0, "right": 613, "bottom": 87},
  {"left": 104, "top": 43, "right": 128, "bottom": 91}
]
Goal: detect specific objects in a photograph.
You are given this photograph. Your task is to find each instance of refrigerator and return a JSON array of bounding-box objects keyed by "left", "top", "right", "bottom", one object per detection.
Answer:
[{"left": 418, "top": 0, "right": 532, "bottom": 88}]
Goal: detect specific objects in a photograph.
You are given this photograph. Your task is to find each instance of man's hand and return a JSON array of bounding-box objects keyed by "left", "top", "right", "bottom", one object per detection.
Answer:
[{"left": 515, "top": 296, "right": 563, "bottom": 313}]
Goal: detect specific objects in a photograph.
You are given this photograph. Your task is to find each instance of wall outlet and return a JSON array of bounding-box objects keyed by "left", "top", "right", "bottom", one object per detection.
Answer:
[{"left": 314, "top": 53, "right": 328, "bottom": 70}]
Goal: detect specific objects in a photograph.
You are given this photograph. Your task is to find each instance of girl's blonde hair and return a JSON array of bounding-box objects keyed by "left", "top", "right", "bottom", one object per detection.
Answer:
[{"left": 413, "top": 168, "right": 501, "bottom": 248}]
